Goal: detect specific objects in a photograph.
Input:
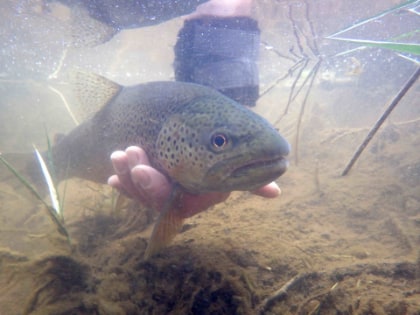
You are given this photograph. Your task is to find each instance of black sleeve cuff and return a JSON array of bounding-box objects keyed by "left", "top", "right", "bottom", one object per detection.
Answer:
[{"left": 174, "top": 17, "right": 260, "bottom": 106}]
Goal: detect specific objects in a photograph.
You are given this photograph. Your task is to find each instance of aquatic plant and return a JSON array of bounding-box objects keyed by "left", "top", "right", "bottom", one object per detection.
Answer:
[
  {"left": 0, "top": 145, "right": 70, "bottom": 243},
  {"left": 341, "top": 67, "right": 420, "bottom": 175},
  {"left": 327, "top": 0, "right": 420, "bottom": 58},
  {"left": 326, "top": 0, "right": 420, "bottom": 175},
  {"left": 261, "top": 0, "right": 419, "bottom": 167}
]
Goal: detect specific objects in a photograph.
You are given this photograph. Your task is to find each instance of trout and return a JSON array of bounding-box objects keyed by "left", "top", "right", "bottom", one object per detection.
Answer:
[{"left": 27, "top": 73, "right": 290, "bottom": 257}]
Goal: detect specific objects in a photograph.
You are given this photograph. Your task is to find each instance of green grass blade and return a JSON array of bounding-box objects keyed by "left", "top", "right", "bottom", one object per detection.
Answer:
[
  {"left": 44, "top": 127, "right": 58, "bottom": 183},
  {"left": 391, "top": 29, "right": 420, "bottom": 41},
  {"left": 43, "top": 129, "right": 69, "bottom": 217},
  {"left": 327, "top": 0, "right": 418, "bottom": 38},
  {"left": 0, "top": 153, "right": 46, "bottom": 206},
  {"left": 0, "top": 153, "right": 69, "bottom": 240},
  {"left": 33, "top": 146, "right": 61, "bottom": 218},
  {"left": 328, "top": 37, "right": 420, "bottom": 55},
  {"left": 397, "top": 53, "right": 420, "bottom": 65}
]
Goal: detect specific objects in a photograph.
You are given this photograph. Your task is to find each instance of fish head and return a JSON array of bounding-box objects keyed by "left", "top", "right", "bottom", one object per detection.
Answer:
[{"left": 155, "top": 94, "right": 290, "bottom": 193}]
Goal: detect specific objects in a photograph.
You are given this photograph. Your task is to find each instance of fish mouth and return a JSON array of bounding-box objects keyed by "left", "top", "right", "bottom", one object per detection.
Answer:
[
  {"left": 203, "top": 154, "right": 289, "bottom": 192},
  {"left": 232, "top": 156, "right": 289, "bottom": 179}
]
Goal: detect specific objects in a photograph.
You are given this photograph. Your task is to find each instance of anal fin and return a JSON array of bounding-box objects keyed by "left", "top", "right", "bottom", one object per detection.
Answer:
[{"left": 144, "top": 187, "right": 185, "bottom": 259}]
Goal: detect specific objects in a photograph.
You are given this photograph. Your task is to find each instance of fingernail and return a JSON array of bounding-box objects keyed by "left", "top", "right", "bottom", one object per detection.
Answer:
[
  {"left": 110, "top": 152, "right": 129, "bottom": 175},
  {"left": 134, "top": 168, "right": 151, "bottom": 189}
]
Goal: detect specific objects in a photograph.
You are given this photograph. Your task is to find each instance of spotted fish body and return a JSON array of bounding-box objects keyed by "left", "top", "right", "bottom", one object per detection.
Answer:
[
  {"left": 38, "top": 74, "right": 289, "bottom": 257},
  {"left": 51, "top": 79, "right": 289, "bottom": 194}
]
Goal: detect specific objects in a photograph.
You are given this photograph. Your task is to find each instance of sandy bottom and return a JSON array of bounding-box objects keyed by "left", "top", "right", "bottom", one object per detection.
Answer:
[{"left": 0, "top": 81, "right": 420, "bottom": 315}]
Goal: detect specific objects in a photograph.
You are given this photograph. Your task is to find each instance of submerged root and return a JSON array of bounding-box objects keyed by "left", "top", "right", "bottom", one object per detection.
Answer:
[
  {"left": 256, "top": 261, "right": 419, "bottom": 315},
  {"left": 111, "top": 198, "right": 155, "bottom": 240},
  {"left": 23, "top": 256, "right": 91, "bottom": 315},
  {"left": 257, "top": 273, "right": 317, "bottom": 314}
]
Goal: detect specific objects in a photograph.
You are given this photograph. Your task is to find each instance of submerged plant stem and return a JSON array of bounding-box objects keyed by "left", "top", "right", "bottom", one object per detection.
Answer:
[
  {"left": 342, "top": 66, "right": 420, "bottom": 176},
  {"left": 0, "top": 154, "right": 70, "bottom": 243},
  {"left": 34, "top": 147, "right": 61, "bottom": 218},
  {"left": 294, "top": 60, "right": 321, "bottom": 165}
]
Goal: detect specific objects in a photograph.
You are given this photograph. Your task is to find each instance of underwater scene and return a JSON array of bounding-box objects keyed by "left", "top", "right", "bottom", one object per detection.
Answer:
[{"left": 0, "top": 0, "right": 419, "bottom": 314}]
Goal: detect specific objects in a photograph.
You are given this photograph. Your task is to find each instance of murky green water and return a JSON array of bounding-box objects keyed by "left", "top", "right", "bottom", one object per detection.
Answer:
[{"left": 0, "top": 1, "right": 419, "bottom": 314}]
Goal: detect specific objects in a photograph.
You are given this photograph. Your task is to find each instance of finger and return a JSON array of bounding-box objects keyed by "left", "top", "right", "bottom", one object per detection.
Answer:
[
  {"left": 110, "top": 150, "right": 139, "bottom": 198},
  {"left": 125, "top": 146, "right": 150, "bottom": 168},
  {"left": 107, "top": 174, "right": 123, "bottom": 191},
  {"left": 252, "top": 182, "right": 281, "bottom": 198},
  {"left": 130, "top": 165, "right": 172, "bottom": 208},
  {"left": 110, "top": 150, "right": 129, "bottom": 175},
  {"left": 107, "top": 174, "right": 131, "bottom": 197}
]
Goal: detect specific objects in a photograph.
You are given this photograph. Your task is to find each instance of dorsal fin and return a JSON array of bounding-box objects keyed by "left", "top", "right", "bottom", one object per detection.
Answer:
[{"left": 68, "top": 70, "right": 122, "bottom": 123}]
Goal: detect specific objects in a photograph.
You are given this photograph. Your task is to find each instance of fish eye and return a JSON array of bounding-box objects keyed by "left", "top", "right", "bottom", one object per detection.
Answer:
[{"left": 211, "top": 133, "right": 228, "bottom": 150}]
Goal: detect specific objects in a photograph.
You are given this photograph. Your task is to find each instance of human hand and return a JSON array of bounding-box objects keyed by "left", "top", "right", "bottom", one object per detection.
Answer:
[
  {"left": 186, "top": 0, "right": 253, "bottom": 19},
  {"left": 107, "top": 146, "right": 281, "bottom": 218}
]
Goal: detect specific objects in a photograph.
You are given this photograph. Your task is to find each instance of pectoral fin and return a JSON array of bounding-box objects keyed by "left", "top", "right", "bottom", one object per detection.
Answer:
[{"left": 144, "top": 187, "right": 185, "bottom": 259}]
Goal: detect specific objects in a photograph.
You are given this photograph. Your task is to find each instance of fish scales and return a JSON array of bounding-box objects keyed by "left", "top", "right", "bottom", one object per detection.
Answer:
[
  {"left": 50, "top": 80, "right": 289, "bottom": 194},
  {"left": 50, "top": 82, "right": 210, "bottom": 184}
]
